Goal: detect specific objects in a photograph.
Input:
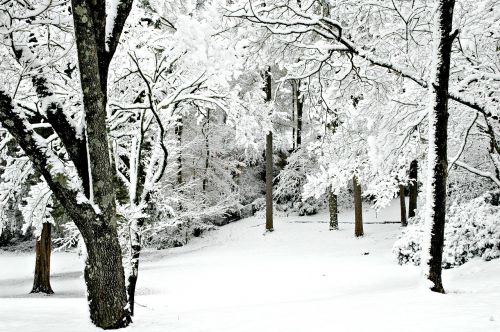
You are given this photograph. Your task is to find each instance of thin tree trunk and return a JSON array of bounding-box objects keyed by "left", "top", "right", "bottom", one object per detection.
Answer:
[
  {"left": 175, "top": 118, "right": 183, "bottom": 185},
  {"left": 266, "top": 132, "right": 273, "bottom": 231},
  {"left": 408, "top": 159, "right": 418, "bottom": 218},
  {"left": 30, "top": 222, "right": 53, "bottom": 294},
  {"left": 264, "top": 66, "right": 273, "bottom": 231},
  {"left": 424, "top": 0, "right": 456, "bottom": 294},
  {"left": 296, "top": 80, "right": 303, "bottom": 148},
  {"left": 328, "top": 188, "right": 338, "bottom": 230},
  {"left": 291, "top": 81, "right": 296, "bottom": 151},
  {"left": 399, "top": 184, "right": 407, "bottom": 227},
  {"left": 127, "top": 218, "right": 143, "bottom": 316},
  {"left": 203, "top": 110, "right": 210, "bottom": 192},
  {"left": 353, "top": 176, "right": 363, "bottom": 237}
]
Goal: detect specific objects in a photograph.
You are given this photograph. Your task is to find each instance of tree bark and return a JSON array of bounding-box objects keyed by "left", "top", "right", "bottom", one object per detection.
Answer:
[
  {"left": 291, "top": 79, "right": 303, "bottom": 150},
  {"left": 30, "top": 223, "right": 54, "bottom": 294},
  {"left": 296, "top": 80, "right": 303, "bottom": 148},
  {"left": 266, "top": 132, "right": 274, "bottom": 231},
  {"left": 264, "top": 66, "right": 273, "bottom": 231},
  {"left": 175, "top": 118, "right": 183, "bottom": 186},
  {"left": 424, "top": 0, "right": 456, "bottom": 294},
  {"left": 399, "top": 184, "right": 407, "bottom": 227},
  {"left": 126, "top": 218, "right": 143, "bottom": 316},
  {"left": 328, "top": 188, "right": 338, "bottom": 230},
  {"left": 291, "top": 81, "right": 296, "bottom": 151},
  {"left": 353, "top": 176, "right": 363, "bottom": 237},
  {"left": 81, "top": 224, "right": 131, "bottom": 328},
  {"left": 408, "top": 160, "right": 418, "bottom": 218}
]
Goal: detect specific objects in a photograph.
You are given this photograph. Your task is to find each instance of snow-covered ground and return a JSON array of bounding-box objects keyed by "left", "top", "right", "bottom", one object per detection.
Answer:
[{"left": 1, "top": 200, "right": 499, "bottom": 332}]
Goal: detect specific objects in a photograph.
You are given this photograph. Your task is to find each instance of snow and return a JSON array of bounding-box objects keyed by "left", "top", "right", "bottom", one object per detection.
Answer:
[
  {"left": 105, "top": 0, "right": 120, "bottom": 52},
  {"left": 1, "top": 201, "right": 499, "bottom": 332}
]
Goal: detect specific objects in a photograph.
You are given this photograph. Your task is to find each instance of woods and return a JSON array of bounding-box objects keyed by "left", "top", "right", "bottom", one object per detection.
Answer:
[{"left": 0, "top": 0, "right": 499, "bottom": 330}]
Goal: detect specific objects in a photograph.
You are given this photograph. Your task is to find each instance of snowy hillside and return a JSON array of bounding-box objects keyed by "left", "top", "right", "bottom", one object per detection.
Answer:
[{"left": 1, "top": 201, "right": 499, "bottom": 332}]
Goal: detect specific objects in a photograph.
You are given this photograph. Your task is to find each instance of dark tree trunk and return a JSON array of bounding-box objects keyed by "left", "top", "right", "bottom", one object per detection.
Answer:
[
  {"left": 399, "top": 184, "right": 407, "bottom": 227},
  {"left": 328, "top": 189, "right": 338, "bottom": 230},
  {"left": 203, "top": 110, "right": 210, "bottom": 192},
  {"left": 296, "top": 81, "right": 303, "bottom": 148},
  {"left": 291, "top": 79, "right": 303, "bottom": 150},
  {"left": 425, "top": 0, "right": 456, "bottom": 294},
  {"left": 408, "top": 160, "right": 418, "bottom": 218},
  {"left": 30, "top": 223, "right": 54, "bottom": 294},
  {"left": 264, "top": 66, "right": 273, "bottom": 231},
  {"left": 175, "top": 118, "right": 183, "bottom": 186},
  {"left": 266, "top": 131, "right": 274, "bottom": 231},
  {"left": 291, "top": 81, "right": 296, "bottom": 151},
  {"left": 353, "top": 176, "right": 363, "bottom": 237},
  {"left": 81, "top": 224, "right": 131, "bottom": 328},
  {"left": 126, "top": 218, "right": 144, "bottom": 316}
]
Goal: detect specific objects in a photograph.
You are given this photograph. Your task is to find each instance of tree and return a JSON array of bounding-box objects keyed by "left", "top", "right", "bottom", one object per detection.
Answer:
[
  {"left": 0, "top": 0, "right": 134, "bottom": 327},
  {"left": 421, "top": 0, "right": 457, "bottom": 294},
  {"left": 353, "top": 175, "right": 363, "bottom": 237},
  {"left": 399, "top": 184, "right": 407, "bottom": 227},
  {"left": 328, "top": 189, "right": 338, "bottom": 230},
  {"left": 31, "top": 222, "right": 53, "bottom": 294},
  {"left": 408, "top": 160, "right": 418, "bottom": 218},
  {"left": 264, "top": 66, "right": 274, "bottom": 231}
]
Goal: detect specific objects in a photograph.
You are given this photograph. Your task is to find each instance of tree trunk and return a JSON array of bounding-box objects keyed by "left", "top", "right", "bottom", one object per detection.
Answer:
[
  {"left": 266, "top": 131, "right": 274, "bottom": 231},
  {"left": 296, "top": 80, "right": 303, "bottom": 148},
  {"left": 82, "top": 223, "right": 131, "bottom": 328},
  {"left": 127, "top": 218, "right": 143, "bottom": 316},
  {"left": 291, "top": 81, "right": 296, "bottom": 151},
  {"left": 424, "top": 0, "right": 456, "bottom": 294},
  {"left": 175, "top": 118, "right": 183, "bottom": 186},
  {"left": 30, "top": 223, "right": 54, "bottom": 294},
  {"left": 353, "top": 176, "right": 363, "bottom": 237},
  {"left": 203, "top": 110, "right": 210, "bottom": 192},
  {"left": 328, "top": 188, "right": 338, "bottom": 230},
  {"left": 408, "top": 159, "right": 418, "bottom": 218},
  {"left": 399, "top": 184, "right": 407, "bottom": 227},
  {"left": 264, "top": 66, "right": 273, "bottom": 231}
]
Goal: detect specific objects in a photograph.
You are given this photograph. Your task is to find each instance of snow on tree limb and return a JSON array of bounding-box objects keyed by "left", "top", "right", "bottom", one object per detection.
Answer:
[{"left": 0, "top": 90, "right": 100, "bottom": 223}]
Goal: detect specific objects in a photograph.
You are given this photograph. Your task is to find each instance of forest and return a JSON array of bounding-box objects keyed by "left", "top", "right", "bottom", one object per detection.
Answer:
[{"left": 0, "top": 0, "right": 499, "bottom": 331}]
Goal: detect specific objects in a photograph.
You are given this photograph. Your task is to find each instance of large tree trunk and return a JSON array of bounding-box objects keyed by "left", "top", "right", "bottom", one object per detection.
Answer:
[
  {"left": 424, "top": 0, "right": 456, "bottom": 294},
  {"left": 30, "top": 223, "right": 54, "bottom": 294},
  {"left": 399, "top": 184, "right": 407, "bottom": 227},
  {"left": 328, "top": 188, "right": 338, "bottom": 230},
  {"left": 408, "top": 160, "right": 418, "bottom": 218},
  {"left": 81, "top": 223, "right": 131, "bottom": 328},
  {"left": 264, "top": 66, "right": 273, "bottom": 231},
  {"left": 353, "top": 176, "right": 363, "bottom": 237}
]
